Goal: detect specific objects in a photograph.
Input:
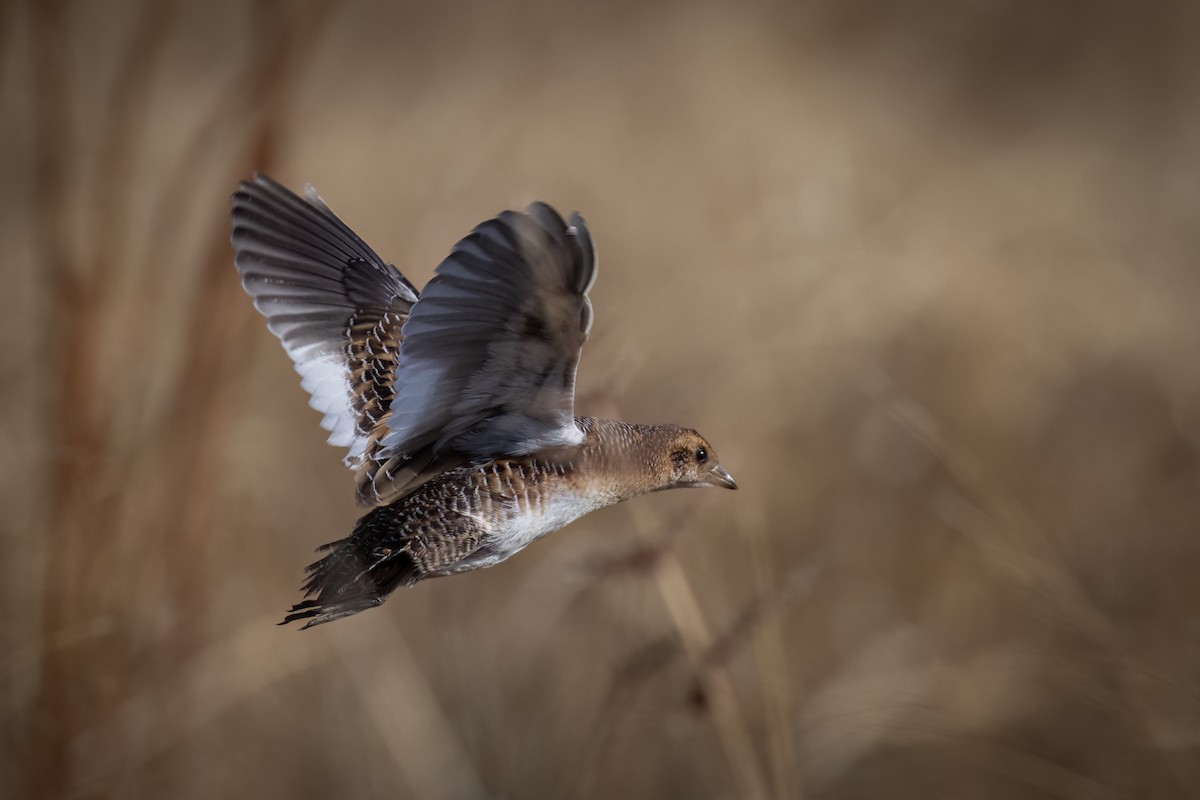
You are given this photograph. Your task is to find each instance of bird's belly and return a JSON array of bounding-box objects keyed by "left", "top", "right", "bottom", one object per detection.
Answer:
[{"left": 471, "top": 490, "right": 607, "bottom": 567}]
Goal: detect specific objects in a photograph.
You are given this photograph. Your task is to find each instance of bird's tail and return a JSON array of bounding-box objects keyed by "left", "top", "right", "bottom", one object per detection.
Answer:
[{"left": 280, "top": 508, "right": 418, "bottom": 629}]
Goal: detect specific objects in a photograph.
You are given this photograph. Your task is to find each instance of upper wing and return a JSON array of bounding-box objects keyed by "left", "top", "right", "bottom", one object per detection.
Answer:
[
  {"left": 379, "top": 202, "right": 597, "bottom": 462},
  {"left": 230, "top": 174, "right": 418, "bottom": 469}
]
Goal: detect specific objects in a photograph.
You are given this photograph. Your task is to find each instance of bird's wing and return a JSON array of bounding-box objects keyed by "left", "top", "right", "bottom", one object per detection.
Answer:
[
  {"left": 379, "top": 202, "right": 597, "bottom": 464},
  {"left": 230, "top": 174, "right": 418, "bottom": 471}
]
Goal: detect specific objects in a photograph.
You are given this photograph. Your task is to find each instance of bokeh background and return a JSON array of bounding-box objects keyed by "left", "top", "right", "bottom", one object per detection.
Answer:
[{"left": 5, "top": 0, "right": 1200, "bottom": 797}]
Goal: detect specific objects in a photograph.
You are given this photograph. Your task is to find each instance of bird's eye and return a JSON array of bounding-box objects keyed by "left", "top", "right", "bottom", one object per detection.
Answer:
[{"left": 695, "top": 447, "right": 708, "bottom": 464}]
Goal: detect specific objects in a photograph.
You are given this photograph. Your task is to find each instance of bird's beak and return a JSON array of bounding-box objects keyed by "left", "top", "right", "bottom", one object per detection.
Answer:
[{"left": 706, "top": 463, "right": 738, "bottom": 490}]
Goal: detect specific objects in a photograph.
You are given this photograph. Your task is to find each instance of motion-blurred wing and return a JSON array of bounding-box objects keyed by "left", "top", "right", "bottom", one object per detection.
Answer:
[
  {"left": 380, "top": 202, "right": 596, "bottom": 462},
  {"left": 230, "top": 174, "right": 418, "bottom": 470}
]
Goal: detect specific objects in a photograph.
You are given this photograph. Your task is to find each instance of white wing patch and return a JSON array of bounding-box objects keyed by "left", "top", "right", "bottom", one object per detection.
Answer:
[{"left": 297, "top": 351, "right": 354, "bottom": 445}]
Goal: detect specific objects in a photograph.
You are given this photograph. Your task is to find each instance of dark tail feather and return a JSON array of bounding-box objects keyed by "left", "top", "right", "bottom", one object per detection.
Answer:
[
  {"left": 279, "top": 508, "right": 419, "bottom": 629},
  {"left": 279, "top": 595, "right": 387, "bottom": 630}
]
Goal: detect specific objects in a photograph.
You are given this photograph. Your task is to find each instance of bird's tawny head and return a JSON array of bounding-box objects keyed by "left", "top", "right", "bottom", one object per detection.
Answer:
[{"left": 657, "top": 428, "right": 738, "bottom": 491}]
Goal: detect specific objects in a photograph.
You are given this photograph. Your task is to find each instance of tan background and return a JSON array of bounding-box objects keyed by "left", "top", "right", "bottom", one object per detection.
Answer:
[{"left": 5, "top": 0, "right": 1200, "bottom": 797}]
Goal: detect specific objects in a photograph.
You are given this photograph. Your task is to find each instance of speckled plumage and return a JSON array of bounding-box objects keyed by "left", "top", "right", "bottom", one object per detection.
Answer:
[{"left": 231, "top": 175, "right": 736, "bottom": 628}]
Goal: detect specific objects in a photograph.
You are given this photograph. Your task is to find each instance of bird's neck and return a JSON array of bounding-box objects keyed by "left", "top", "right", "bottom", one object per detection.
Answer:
[{"left": 565, "top": 417, "right": 674, "bottom": 500}]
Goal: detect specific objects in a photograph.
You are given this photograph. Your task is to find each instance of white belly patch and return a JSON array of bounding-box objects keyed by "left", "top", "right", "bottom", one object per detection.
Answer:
[{"left": 467, "top": 489, "right": 610, "bottom": 570}]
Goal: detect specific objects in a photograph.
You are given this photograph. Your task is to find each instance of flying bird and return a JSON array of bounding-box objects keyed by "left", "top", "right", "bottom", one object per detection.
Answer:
[{"left": 231, "top": 175, "right": 737, "bottom": 628}]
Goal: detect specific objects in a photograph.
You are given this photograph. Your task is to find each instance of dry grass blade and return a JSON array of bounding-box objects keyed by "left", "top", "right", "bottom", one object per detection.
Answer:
[
  {"left": 26, "top": 1, "right": 332, "bottom": 795},
  {"left": 331, "top": 624, "right": 487, "bottom": 799},
  {"left": 628, "top": 502, "right": 771, "bottom": 800},
  {"left": 858, "top": 366, "right": 1200, "bottom": 793}
]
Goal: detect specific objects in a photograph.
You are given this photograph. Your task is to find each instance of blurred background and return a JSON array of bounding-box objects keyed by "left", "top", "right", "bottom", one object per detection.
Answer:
[{"left": 5, "top": 0, "right": 1200, "bottom": 797}]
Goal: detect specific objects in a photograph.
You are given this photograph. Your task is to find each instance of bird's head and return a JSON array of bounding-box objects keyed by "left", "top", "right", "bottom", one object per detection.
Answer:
[{"left": 657, "top": 428, "right": 738, "bottom": 491}]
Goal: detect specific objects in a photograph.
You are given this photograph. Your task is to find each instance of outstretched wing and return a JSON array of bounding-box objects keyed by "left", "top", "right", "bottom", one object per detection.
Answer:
[
  {"left": 379, "top": 202, "right": 597, "bottom": 463},
  {"left": 230, "top": 174, "right": 418, "bottom": 471}
]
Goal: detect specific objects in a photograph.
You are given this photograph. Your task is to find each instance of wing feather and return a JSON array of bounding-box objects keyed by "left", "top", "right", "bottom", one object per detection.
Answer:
[
  {"left": 230, "top": 174, "right": 417, "bottom": 467},
  {"left": 232, "top": 177, "right": 598, "bottom": 508},
  {"left": 380, "top": 202, "right": 596, "bottom": 462}
]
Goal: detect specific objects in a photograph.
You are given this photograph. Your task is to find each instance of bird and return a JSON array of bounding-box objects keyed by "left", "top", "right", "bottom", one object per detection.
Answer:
[{"left": 230, "top": 174, "right": 737, "bottom": 628}]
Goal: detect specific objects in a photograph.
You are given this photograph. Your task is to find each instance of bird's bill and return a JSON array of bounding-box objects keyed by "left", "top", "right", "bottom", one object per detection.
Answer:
[{"left": 705, "top": 463, "right": 738, "bottom": 490}]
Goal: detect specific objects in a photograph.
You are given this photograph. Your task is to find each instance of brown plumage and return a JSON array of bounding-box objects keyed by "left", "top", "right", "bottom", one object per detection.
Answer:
[{"left": 231, "top": 175, "right": 737, "bottom": 628}]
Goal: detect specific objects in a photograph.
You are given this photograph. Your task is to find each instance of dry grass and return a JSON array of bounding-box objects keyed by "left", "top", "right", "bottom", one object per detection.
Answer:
[{"left": 4, "top": 0, "right": 1200, "bottom": 797}]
